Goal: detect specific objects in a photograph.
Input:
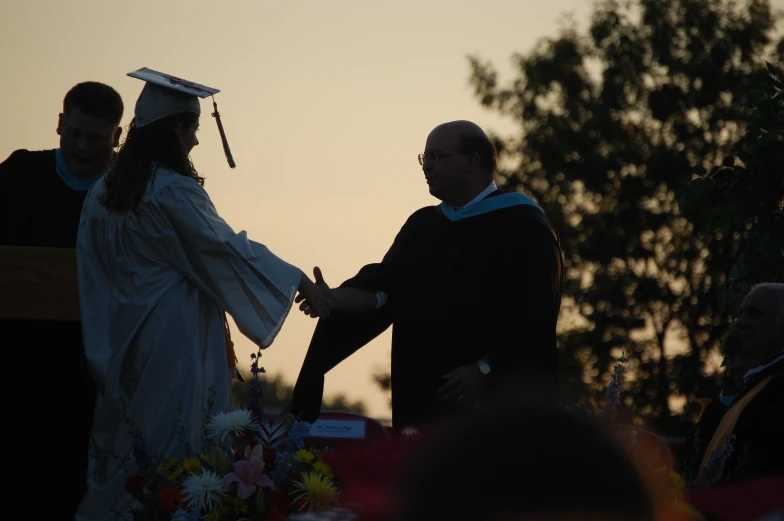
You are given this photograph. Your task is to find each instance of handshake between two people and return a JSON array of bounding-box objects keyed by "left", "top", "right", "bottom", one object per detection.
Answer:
[
  {"left": 296, "top": 267, "right": 487, "bottom": 403},
  {"left": 295, "top": 267, "right": 378, "bottom": 319}
]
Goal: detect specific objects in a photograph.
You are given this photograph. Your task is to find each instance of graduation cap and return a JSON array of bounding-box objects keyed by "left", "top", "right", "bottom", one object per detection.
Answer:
[{"left": 128, "top": 67, "right": 235, "bottom": 168}]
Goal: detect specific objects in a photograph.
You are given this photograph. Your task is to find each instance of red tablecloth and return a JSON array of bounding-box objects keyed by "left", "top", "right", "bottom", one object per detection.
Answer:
[{"left": 686, "top": 476, "right": 784, "bottom": 521}]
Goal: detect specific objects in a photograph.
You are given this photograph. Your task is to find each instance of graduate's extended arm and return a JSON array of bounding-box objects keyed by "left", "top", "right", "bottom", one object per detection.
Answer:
[{"left": 155, "top": 179, "right": 332, "bottom": 344}]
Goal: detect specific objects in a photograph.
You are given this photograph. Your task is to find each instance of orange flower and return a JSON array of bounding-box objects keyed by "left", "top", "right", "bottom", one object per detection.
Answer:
[{"left": 159, "top": 488, "right": 185, "bottom": 515}]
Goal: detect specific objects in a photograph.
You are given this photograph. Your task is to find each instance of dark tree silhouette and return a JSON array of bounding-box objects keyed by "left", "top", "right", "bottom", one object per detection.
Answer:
[
  {"left": 372, "top": 368, "right": 392, "bottom": 409},
  {"left": 678, "top": 59, "right": 784, "bottom": 319},
  {"left": 462, "top": 0, "right": 782, "bottom": 433},
  {"left": 232, "top": 373, "right": 367, "bottom": 415}
]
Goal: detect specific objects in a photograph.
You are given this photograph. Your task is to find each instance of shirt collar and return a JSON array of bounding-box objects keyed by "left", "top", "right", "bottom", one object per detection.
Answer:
[
  {"left": 55, "top": 148, "right": 105, "bottom": 192},
  {"left": 453, "top": 180, "right": 498, "bottom": 211},
  {"left": 744, "top": 352, "right": 784, "bottom": 382}
]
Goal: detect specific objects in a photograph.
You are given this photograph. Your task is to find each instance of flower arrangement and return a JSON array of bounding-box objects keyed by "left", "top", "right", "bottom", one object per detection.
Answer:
[{"left": 121, "top": 348, "right": 342, "bottom": 521}]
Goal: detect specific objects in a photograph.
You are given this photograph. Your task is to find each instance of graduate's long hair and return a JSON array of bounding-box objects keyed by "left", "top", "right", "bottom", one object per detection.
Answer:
[{"left": 99, "top": 112, "right": 204, "bottom": 213}]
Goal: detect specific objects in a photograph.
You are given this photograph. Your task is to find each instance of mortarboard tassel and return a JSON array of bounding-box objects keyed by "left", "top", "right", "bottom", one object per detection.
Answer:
[{"left": 211, "top": 96, "right": 236, "bottom": 168}]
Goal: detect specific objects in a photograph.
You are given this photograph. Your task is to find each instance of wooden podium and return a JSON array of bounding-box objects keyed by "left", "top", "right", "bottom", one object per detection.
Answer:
[{"left": 0, "top": 245, "right": 80, "bottom": 322}]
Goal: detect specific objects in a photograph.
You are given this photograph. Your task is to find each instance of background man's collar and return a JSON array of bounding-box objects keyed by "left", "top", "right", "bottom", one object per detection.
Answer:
[
  {"left": 744, "top": 352, "right": 784, "bottom": 382},
  {"left": 452, "top": 180, "right": 497, "bottom": 210}
]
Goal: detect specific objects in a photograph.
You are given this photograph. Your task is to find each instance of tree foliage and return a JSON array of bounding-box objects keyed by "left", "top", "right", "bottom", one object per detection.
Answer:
[
  {"left": 678, "top": 59, "right": 784, "bottom": 318},
  {"left": 466, "top": 0, "right": 782, "bottom": 432}
]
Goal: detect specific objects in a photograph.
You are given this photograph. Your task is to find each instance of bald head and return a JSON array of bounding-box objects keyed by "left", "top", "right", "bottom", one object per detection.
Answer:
[
  {"left": 735, "top": 282, "right": 784, "bottom": 367},
  {"left": 432, "top": 120, "right": 487, "bottom": 138},
  {"left": 420, "top": 120, "right": 498, "bottom": 206},
  {"left": 429, "top": 120, "right": 497, "bottom": 173},
  {"left": 750, "top": 283, "right": 784, "bottom": 320}
]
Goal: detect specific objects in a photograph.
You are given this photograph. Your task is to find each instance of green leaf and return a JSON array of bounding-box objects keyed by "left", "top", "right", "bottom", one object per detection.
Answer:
[{"left": 255, "top": 488, "right": 267, "bottom": 514}]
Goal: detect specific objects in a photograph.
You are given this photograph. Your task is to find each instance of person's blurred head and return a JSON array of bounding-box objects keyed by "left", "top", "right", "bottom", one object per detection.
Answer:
[
  {"left": 57, "top": 81, "right": 124, "bottom": 178},
  {"left": 734, "top": 283, "right": 784, "bottom": 368},
  {"left": 394, "top": 397, "right": 654, "bottom": 521}
]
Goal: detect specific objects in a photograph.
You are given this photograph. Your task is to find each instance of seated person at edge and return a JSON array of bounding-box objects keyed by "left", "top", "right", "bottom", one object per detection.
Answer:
[{"left": 690, "top": 283, "right": 784, "bottom": 487}]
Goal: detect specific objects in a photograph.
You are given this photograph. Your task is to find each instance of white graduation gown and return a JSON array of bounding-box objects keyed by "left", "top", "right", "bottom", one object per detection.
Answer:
[{"left": 75, "top": 168, "right": 301, "bottom": 520}]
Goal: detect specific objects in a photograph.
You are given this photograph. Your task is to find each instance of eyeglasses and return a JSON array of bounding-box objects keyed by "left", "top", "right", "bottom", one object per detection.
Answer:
[{"left": 417, "top": 151, "right": 465, "bottom": 166}]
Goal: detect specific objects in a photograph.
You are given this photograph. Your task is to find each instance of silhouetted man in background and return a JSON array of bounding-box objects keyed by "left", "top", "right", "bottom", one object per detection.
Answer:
[
  {"left": 0, "top": 81, "right": 124, "bottom": 517},
  {"left": 292, "top": 120, "right": 563, "bottom": 431}
]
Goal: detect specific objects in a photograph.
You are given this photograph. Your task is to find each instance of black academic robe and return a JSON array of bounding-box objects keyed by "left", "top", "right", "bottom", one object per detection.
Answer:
[
  {"left": 0, "top": 149, "right": 97, "bottom": 515},
  {"left": 685, "top": 357, "right": 784, "bottom": 486},
  {"left": 719, "top": 358, "right": 784, "bottom": 484},
  {"left": 291, "top": 190, "right": 563, "bottom": 430},
  {"left": 679, "top": 399, "right": 729, "bottom": 482}
]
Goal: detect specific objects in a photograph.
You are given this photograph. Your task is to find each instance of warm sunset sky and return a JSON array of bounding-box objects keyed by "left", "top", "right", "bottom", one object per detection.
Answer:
[{"left": 3, "top": 0, "right": 780, "bottom": 419}]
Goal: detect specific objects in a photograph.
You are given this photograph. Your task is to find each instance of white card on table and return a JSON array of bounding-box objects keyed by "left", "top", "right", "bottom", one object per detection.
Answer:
[{"left": 309, "top": 419, "right": 366, "bottom": 439}]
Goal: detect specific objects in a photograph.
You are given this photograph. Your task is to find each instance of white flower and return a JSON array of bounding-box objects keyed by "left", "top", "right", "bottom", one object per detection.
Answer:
[
  {"left": 182, "top": 470, "right": 227, "bottom": 512},
  {"left": 206, "top": 409, "right": 260, "bottom": 440}
]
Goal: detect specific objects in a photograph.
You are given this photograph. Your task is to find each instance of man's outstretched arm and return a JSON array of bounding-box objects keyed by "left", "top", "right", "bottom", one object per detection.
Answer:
[
  {"left": 296, "top": 211, "right": 413, "bottom": 318},
  {"left": 295, "top": 267, "right": 381, "bottom": 316},
  {"left": 290, "top": 299, "right": 394, "bottom": 422},
  {"left": 330, "top": 286, "right": 380, "bottom": 315}
]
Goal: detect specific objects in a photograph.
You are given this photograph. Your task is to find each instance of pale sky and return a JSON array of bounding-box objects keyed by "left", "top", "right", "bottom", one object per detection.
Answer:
[{"left": 5, "top": 0, "right": 776, "bottom": 419}]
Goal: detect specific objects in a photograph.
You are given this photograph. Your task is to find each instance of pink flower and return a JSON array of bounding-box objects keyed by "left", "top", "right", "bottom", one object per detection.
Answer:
[{"left": 223, "top": 457, "right": 275, "bottom": 499}]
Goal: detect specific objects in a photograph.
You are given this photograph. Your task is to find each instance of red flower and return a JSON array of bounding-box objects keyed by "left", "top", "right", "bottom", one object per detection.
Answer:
[
  {"left": 266, "top": 490, "right": 290, "bottom": 515},
  {"left": 124, "top": 475, "right": 146, "bottom": 496},
  {"left": 159, "top": 488, "right": 185, "bottom": 515}
]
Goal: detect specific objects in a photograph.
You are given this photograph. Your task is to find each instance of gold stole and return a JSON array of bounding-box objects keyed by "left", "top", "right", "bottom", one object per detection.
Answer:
[
  {"left": 698, "top": 374, "right": 776, "bottom": 478},
  {"left": 224, "top": 311, "right": 238, "bottom": 369}
]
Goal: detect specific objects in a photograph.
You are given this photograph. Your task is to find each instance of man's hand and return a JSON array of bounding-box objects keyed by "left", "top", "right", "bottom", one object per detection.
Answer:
[
  {"left": 296, "top": 267, "right": 331, "bottom": 318},
  {"left": 296, "top": 267, "right": 378, "bottom": 317},
  {"left": 437, "top": 363, "right": 485, "bottom": 403}
]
